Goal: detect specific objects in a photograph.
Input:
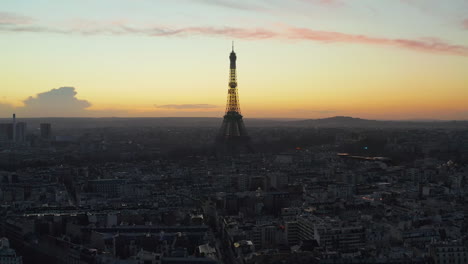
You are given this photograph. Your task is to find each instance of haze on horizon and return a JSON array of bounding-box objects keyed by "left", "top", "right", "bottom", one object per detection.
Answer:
[{"left": 1, "top": 0, "right": 467, "bottom": 120}]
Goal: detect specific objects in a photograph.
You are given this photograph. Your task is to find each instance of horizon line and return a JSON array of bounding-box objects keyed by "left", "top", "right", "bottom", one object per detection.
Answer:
[{"left": 0, "top": 116, "right": 467, "bottom": 122}]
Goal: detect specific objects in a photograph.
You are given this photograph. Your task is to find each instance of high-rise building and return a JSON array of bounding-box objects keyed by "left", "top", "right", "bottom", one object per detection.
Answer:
[
  {"left": 40, "top": 123, "right": 52, "bottom": 140},
  {"left": 216, "top": 44, "right": 253, "bottom": 156},
  {"left": 0, "top": 114, "right": 27, "bottom": 144},
  {"left": 0, "top": 122, "right": 13, "bottom": 142},
  {"left": 12, "top": 114, "right": 16, "bottom": 143},
  {"left": 15, "top": 122, "right": 27, "bottom": 143}
]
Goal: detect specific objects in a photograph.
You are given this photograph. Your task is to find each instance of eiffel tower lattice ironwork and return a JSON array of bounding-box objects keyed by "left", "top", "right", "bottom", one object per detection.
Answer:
[{"left": 216, "top": 43, "right": 253, "bottom": 156}]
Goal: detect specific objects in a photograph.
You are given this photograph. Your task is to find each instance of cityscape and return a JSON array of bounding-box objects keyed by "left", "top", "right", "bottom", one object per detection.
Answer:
[{"left": 1, "top": 1, "right": 468, "bottom": 264}]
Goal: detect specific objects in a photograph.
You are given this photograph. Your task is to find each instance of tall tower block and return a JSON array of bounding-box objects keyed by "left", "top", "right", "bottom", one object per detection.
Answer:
[
  {"left": 12, "top": 114, "right": 16, "bottom": 143},
  {"left": 40, "top": 123, "right": 52, "bottom": 140},
  {"left": 216, "top": 44, "right": 253, "bottom": 156}
]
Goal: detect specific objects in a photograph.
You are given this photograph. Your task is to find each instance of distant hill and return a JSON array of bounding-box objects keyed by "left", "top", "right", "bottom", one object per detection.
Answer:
[
  {"left": 290, "top": 116, "right": 374, "bottom": 126},
  {"left": 287, "top": 116, "right": 468, "bottom": 128}
]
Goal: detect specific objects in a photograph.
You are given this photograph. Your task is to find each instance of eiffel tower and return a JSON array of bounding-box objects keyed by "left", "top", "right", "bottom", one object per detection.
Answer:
[{"left": 216, "top": 43, "right": 253, "bottom": 156}]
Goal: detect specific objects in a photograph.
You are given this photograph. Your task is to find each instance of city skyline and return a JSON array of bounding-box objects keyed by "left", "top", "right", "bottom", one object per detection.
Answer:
[
  {"left": 1, "top": 2, "right": 468, "bottom": 262},
  {"left": 1, "top": 0, "right": 468, "bottom": 120}
]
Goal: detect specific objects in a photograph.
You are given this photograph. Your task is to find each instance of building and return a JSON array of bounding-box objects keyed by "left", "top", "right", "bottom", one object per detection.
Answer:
[
  {"left": 297, "top": 215, "right": 366, "bottom": 251},
  {"left": 40, "top": 123, "right": 52, "bottom": 140},
  {"left": 0, "top": 115, "right": 26, "bottom": 144},
  {"left": 251, "top": 224, "right": 284, "bottom": 249},
  {"left": 234, "top": 240, "right": 255, "bottom": 263},
  {"left": 297, "top": 215, "right": 317, "bottom": 241},
  {"left": 430, "top": 241, "right": 468, "bottom": 264},
  {"left": 15, "top": 122, "right": 26, "bottom": 143},
  {"left": 285, "top": 221, "right": 299, "bottom": 246},
  {"left": 314, "top": 224, "right": 366, "bottom": 251},
  {"left": 88, "top": 178, "right": 125, "bottom": 198},
  {"left": 0, "top": 237, "right": 23, "bottom": 264},
  {"left": 12, "top": 114, "right": 16, "bottom": 143},
  {"left": 0, "top": 124, "right": 13, "bottom": 142}
]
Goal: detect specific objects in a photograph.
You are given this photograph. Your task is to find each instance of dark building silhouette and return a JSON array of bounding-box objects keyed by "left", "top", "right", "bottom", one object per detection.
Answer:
[
  {"left": 12, "top": 114, "right": 16, "bottom": 143},
  {"left": 40, "top": 123, "right": 52, "bottom": 140},
  {"left": 0, "top": 123, "right": 13, "bottom": 141},
  {"left": 216, "top": 44, "right": 252, "bottom": 156},
  {"left": 15, "top": 122, "right": 26, "bottom": 142},
  {"left": 0, "top": 114, "right": 26, "bottom": 143}
]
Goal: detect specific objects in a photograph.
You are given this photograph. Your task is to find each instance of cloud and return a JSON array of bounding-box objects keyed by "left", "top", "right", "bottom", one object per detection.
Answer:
[
  {"left": 196, "top": 0, "right": 268, "bottom": 12},
  {"left": 154, "top": 104, "right": 219, "bottom": 109},
  {"left": 286, "top": 27, "right": 468, "bottom": 56},
  {"left": 20, "top": 87, "right": 91, "bottom": 117},
  {"left": 290, "top": 109, "right": 339, "bottom": 115},
  {"left": 196, "top": 0, "right": 340, "bottom": 11},
  {"left": 313, "top": 0, "right": 342, "bottom": 6},
  {"left": 319, "top": 0, "right": 338, "bottom": 3},
  {"left": 463, "top": 19, "right": 468, "bottom": 29},
  {"left": 147, "top": 26, "right": 278, "bottom": 39},
  {"left": 0, "top": 11, "right": 33, "bottom": 25},
  {"left": 0, "top": 87, "right": 222, "bottom": 117},
  {"left": 0, "top": 87, "right": 93, "bottom": 117},
  {"left": 0, "top": 21, "right": 278, "bottom": 39},
  {"left": 1, "top": 12, "right": 467, "bottom": 56}
]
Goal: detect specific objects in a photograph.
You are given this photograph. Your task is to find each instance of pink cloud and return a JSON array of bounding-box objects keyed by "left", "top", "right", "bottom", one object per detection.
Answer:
[
  {"left": 286, "top": 27, "right": 468, "bottom": 56},
  {"left": 463, "top": 19, "right": 468, "bottom": 29},
  {"left": 196, "top": 0, "right": 268, "bottom": 12},
  {"left": 0, "top": 12, "right": 33, "bottom": 25},
  {"left": 319, "top": 0, "right": 340, "bottom": 5},
  {"left": 139, "top": 26, "right": 468, "bottom": 56},
  {"left": 300, "top": 0, "right": 343, "bottom": 6},
  {"left": 1, "top": 13, "right": 467, "bottom": 57},
  {"left": 149, "top": 26, "right": 278, "bottom": 39}
]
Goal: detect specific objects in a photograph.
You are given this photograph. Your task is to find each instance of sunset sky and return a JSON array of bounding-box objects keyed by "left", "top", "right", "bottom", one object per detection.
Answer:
[{"left": 1, "top": 0, "right": 467, "bottom": 119}]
